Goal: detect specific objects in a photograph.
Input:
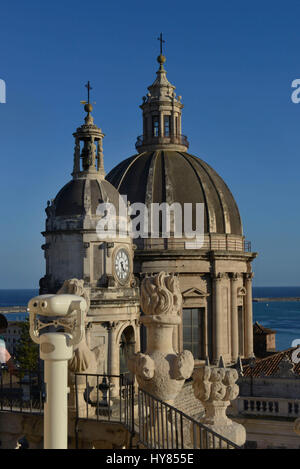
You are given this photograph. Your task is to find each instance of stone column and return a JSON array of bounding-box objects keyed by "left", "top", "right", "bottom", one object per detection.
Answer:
[
  {"left": 108, "top": 322, "right": 120, "bottom": 397},
  {"left": 192, "top": 363, "right": 246, "bottom": 447},
  {"left": 213, "top": 273, "right": 223, "bottom": 364},
  {"left": 230, "top": 273, "right": 239, "bottom": 362},
  {"left": 73, "top": 137, "right": 80, "bottom": 174},
  {"left": 159, "top": 112, "right": 163, "bottom": 137},
  {"left": 244, "top": 273, "right": 254, "bottom": 358}
]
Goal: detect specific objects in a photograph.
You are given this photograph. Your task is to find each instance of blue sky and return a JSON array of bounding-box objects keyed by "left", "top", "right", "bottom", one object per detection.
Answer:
[{"left": 0, "top": 0, "right": 299, "bottom": 288}]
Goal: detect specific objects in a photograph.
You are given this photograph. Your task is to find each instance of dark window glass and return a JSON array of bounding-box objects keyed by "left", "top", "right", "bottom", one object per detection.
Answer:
[
  {"left": 164, "top": 115, "right": 170, "bottom": 136},
  {"left": 152, "top": 116, "right": 159, "bottom": 137},
  {"left": 183, "top": 308, "right": 205, "bottom": 359}
]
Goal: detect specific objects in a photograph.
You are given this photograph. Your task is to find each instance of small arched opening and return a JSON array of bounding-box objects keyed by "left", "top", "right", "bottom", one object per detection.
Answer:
[{"left": 119, "top": 325, "right": 135, "bottom": 374}]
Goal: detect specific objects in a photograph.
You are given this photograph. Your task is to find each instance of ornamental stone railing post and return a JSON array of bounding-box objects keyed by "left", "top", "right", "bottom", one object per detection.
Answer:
[
  {"left": 192, "top": 359, "right": 246, "bottom": 447},
  {"left": 129, "top": 272, "right": 194, "bottom": 403},
  {"left": 128, "top": 272, "right": 194, "bottom": 447}
]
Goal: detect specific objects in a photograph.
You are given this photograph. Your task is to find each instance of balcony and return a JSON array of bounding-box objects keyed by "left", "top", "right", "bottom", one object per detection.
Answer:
[
  {"left": 135, "top": 134, "right": 189, "bottom": 151},
  {"left": 0, "top": 370, "right": 242, "bottom": 449}
]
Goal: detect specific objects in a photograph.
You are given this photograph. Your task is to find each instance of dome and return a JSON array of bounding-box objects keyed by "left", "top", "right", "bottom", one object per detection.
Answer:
[
  {"left": 106, "top": 150, "right": 242, "bottom": 235},
  {"left": 54, "top": 178, "right": 120, "bottom": 217}
]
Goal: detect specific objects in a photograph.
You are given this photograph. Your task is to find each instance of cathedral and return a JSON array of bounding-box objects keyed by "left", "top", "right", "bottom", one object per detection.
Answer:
[{"left": 39, "top": 46, "right": 257, "bottom": 376}]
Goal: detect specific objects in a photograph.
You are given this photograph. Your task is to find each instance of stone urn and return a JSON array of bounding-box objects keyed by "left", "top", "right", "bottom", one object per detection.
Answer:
[
  {"left": 129, "top": 272, "right": 194, "bottom": 404},
  {"left": 192, "top": 361, "right": 246, "bottom": 448}
]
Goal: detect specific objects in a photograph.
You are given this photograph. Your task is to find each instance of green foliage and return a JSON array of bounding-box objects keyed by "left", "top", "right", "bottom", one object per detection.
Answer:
[{"left": 15, "top": 319, "right": 39, "bottom": 371}]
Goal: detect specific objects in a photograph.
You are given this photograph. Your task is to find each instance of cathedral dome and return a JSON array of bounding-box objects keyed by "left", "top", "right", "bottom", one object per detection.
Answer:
[
  {"left": 54, "top": 178, "right": 120, "bottom": 217},
  {"left": 106, "top": 150, "right": 242, "bottom": 235}
]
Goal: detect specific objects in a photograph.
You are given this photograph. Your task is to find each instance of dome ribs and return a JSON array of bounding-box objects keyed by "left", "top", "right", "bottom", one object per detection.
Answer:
[
  {"left": 106, "top": 150, "right": 243, "bottom": 237},
  {"left": 178, "top": 152, "right": 214, "bottom": 233},
  {"left": 187, "top": 154, "right": 233, "bottom": 235},
  {"left": 190, "top": 155, "right": 242, "bottom": 236},
  {"left": 145, "top": 152, "right": 158, "bottom": 207}
]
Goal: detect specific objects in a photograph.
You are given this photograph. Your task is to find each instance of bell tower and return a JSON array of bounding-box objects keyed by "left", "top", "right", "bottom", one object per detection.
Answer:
[{"left": 73, "top": 81, "right": 105, "bottom": 179}]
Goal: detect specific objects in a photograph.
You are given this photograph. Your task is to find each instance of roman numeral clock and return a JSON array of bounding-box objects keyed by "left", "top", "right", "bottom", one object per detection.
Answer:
[{"left": 113, "top": 248, "right": 131, "bottom": 285}]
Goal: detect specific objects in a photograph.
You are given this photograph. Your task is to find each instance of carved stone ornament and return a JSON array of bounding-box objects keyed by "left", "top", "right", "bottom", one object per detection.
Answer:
[
  {"left": 192, "top": 361, "right": 246, "bottom": 447},
  {"left": 273, "top": 356, "right": 295, "bottom": 378},
  {"left": 129, "top": 272, "right": 194, "bottom": 404}
]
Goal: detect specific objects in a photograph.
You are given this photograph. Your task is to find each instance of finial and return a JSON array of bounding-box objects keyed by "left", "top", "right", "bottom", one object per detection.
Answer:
[
  {"left": 235, "top": 356, "right": 244, "bottom": 376},
  {"left": 218, "top": 355, "right": 225, "bottom": 368},
  {"left": 80, "top": 81, "right": 95, "bottom": 114},
  {"left": 157, "top": 33, "right": 166, "bottom": 67}
]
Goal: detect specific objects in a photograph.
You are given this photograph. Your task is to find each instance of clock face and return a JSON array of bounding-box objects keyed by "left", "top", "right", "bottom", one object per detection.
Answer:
[{"left": 114, "top": 248, "right": 130, "bottom": 284}]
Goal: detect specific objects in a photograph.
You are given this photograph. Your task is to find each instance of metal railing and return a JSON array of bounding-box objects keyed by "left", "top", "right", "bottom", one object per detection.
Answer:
[
  {"left": 135, "top": 134, "right": 189, "bottom": 149},
  {"left": 74, "top": 372, "right": 134, "bottom": 432},
  {"left": 0, "top": 368, "right": 44, "bottom": 414},
  {"left": 244, "top": 241, "right": 252, "bottom": 252},
  {"left": 137, "top": 388, "right": 242, "bottom": 449},
  {"left": 74, "top": 372, "right": 241, "bottom": 449}
]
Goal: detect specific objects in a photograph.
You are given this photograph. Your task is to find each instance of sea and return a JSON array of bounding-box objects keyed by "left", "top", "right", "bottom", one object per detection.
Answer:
[{"left": 1, "top": 287, "right": 300, "bottom": 352}]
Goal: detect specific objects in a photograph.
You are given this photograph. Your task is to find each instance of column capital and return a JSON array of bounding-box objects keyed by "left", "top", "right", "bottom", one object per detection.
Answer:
[
  {"left": 212, "top": 272, "right": 226, "bottom": 281},
  {"left": 244, "top": 272, "right": 254, "bottom": 281},
  {"left": 229, "top": 272, "right": 240, "bottom": 281},
  {"left": 108, "top": 321, "right": 120, "bottom": 332}
]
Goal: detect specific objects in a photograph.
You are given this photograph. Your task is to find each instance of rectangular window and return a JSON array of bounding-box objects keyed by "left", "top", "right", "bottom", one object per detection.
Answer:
[
  {"left": 164, "top": 115, "right": 170, "bottom": 137},
  {"left": 183, "top": 308, "right": 205, "bottom": 359},
  {"left": 152, "top": 116, "right": 159, "bottom": 137}
]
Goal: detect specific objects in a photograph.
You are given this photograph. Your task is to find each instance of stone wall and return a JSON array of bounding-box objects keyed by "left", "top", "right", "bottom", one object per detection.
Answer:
[
  {"left": 173, "top": 381, "right": 203, "bottom": 418},
  {"left": 0, "top": 413, "right": 131, "bottom": 449}
]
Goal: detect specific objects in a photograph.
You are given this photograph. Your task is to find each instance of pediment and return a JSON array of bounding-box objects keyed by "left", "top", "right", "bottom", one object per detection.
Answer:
[
  {"left": 182, "top": 287, "right": 209, "bottom": 298},
  {"left": 237, "top": 287, "right": 246, "bottom": 296}
]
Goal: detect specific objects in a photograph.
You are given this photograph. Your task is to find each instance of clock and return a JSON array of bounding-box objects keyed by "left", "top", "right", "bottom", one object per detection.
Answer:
[{"left": 114, "top": 248, "right": 130, "bottom": 284}]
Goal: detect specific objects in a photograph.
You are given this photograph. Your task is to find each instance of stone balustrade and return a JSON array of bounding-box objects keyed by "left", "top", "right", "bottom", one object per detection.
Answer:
[{"left": 231, "top": 396, "right": 300, "bottom": 418}]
